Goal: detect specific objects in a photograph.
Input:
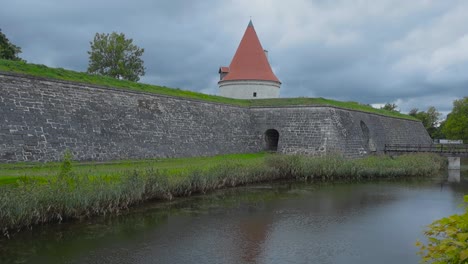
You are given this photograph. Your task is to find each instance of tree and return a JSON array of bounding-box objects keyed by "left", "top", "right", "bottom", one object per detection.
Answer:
[
  {"left": 87, "top": 32, "right": 145, "bottom": 82},
  {"left": 381, "top": 103, "right": 399, "bottom": 112},
  {"left": 0, "top": 29, "right": 23, "bottom": 61},
  {"left": 416, "top": 195, "right": 468, "bottom": 263},
  {"left": 432, "top": 120, "right": 446, "bottom": 139},
  {"left": 442, "top": 97, "right": 468, "bottom": 142},
  {"left": 409, "top": 106, "right": 442, "bottom": 138}
]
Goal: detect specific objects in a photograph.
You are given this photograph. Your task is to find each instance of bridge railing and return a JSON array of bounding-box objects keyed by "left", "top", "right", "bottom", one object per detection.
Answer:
[{"left": 384, "top": 144, "right": 468, "bottom": 154}]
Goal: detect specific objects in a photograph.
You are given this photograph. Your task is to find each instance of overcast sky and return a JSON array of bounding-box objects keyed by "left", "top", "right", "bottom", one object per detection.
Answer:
[{"left": 1, "top": 0, "right": 467, "bottom": 117}]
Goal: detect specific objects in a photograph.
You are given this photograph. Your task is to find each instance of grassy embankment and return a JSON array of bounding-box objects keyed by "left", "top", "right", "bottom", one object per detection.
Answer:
[
  {"left": 0, "top": 59, "right": 417, "bottom": 120},
  {"left": 0, "top": 153, "right": 266, "bottom": 185},
  {"left": 0, "top": 152, "right": 445, "bottom": 237}
]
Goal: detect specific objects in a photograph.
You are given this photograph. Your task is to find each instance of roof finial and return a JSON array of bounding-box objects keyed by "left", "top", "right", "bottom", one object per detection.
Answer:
[{"left": 248, "top": 18, "right": 253, "bottom": 27}]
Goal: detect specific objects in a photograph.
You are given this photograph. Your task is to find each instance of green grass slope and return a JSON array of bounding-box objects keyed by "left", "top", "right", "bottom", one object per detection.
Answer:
[
  {"left": 0, "top": 153, "right": 266, "bottom": 185},
  {"left": 0, "top": 59, "right": 417, "bottom": 120}
]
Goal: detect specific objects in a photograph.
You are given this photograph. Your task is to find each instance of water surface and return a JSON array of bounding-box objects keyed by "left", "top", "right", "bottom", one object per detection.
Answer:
[{"left": 1, "top": 170, "right": 468, "bottom": 264}]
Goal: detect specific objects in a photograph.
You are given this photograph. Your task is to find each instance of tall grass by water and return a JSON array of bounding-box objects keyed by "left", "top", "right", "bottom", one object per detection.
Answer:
[{"left": 0, "top": 153, "right": 445, "bottom": 237}]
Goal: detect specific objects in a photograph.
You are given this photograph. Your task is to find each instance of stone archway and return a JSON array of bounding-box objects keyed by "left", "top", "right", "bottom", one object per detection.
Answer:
[{"left": 265, "top": 129, "right": 279, "bottom": 152}]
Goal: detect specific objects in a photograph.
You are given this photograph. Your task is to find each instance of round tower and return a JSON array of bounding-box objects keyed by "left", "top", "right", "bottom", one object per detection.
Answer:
[{"left": 218, "top": 20, "right": 281, "bottom": 99}]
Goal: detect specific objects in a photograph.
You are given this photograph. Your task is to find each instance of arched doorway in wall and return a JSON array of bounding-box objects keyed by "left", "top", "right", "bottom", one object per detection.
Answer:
[{"left": 265, "top": 129, "right": 279, "bottom": 152}]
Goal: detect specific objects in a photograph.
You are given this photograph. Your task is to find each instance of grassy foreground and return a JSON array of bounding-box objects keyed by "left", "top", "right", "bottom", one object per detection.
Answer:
[
  {"left": 0, "top": 59, "right": 417, "bottom": 120},
  {"left": 0, "top": 153, "right": 445, "bottom": 237},
  {"left": 0, "top": 153, "right": 265, "bottom": 185}
]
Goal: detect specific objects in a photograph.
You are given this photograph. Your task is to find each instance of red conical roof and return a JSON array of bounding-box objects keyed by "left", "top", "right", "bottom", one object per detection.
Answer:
[{"left": 220, "top": 21, "right": 280, "bottom": 83}]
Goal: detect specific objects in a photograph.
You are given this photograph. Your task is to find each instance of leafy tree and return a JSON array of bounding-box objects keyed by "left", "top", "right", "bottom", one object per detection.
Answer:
[
  {"left": 442, "top": 97, "right": 468, "bottom": 142},
  {"left": 409, "top": 106, "right": 442, "bottom": 138},
  {"left": 0, "top": 29, "right": 23, "bottom": 61},
  {"left": 417, "top": 195, "right": 468, "bottom": 263},
  {"left": 432, "top": 120, "right": 446, "bottom": 139},
  {"left": 87, "top": 32, "right": 145, "bottom": 82},
  {"left": 381, "top": 103, "right": 399, "bottom": 112}
]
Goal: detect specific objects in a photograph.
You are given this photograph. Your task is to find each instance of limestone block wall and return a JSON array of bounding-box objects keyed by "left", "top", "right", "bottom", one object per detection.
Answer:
[
  {"left": 0, "top": 73, "right": 260, "bottom": 162},
  {"left": 251, "top": 107, "right": 343, "bottom": 155},
  {"left": 0, "top": 72, "right": 432, "bottom": 162},
  {"left": 252, "top": 106, "right": 432, "bottom": 158}
]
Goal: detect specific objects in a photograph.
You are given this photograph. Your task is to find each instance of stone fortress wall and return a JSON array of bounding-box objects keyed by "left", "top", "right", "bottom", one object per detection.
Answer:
[{"left": 0, "top": 72, "right": 432, "bottom": 162}]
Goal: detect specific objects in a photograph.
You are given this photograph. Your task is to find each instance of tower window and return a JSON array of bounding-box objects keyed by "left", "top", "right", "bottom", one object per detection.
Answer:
[{"left": 253, "top": 92, "right": 257, "bottom": 97}]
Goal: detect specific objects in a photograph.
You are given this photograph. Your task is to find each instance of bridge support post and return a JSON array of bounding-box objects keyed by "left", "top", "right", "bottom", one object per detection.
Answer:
[{"left": 448, "top": 157, "right": 461, "bottom": 170}]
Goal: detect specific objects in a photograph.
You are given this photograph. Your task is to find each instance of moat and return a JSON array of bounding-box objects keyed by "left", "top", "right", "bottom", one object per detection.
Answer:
[{"left": 1, "top": 169, "right": 467, "bottom": 264}]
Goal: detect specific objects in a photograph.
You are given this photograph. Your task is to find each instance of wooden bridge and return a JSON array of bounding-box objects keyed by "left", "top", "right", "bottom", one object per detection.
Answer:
[{"left": 384, "top": 144, "right": 468, "bottom": 158}]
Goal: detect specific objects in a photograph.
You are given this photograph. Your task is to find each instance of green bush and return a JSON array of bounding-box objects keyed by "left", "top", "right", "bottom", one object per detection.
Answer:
[
  {"left": 58, "top": 149, "right": 73, "bottom": 179},
  {"left": 417, "top": 195, "right": 468, "bottom": 263}
]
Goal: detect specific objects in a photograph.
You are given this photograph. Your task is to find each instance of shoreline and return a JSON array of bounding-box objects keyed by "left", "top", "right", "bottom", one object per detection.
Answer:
[{"left": 0, "top": 153, "right": 446, "bottom": 237}]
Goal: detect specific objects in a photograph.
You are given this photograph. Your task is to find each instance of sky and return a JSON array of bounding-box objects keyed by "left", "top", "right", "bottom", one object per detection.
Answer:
[{"left": 1, "top": 0, "right": 467, "bottom": 117}]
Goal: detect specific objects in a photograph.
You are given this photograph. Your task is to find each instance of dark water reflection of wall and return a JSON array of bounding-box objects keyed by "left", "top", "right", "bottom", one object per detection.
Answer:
[{"left": 1, "top": 176, "right": 468, "bottom": 264}]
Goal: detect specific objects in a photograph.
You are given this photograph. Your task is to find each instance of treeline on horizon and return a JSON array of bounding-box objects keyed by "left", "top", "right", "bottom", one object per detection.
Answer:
[{"left": 379, "top": 99, "right": 468, "bottom": 142}]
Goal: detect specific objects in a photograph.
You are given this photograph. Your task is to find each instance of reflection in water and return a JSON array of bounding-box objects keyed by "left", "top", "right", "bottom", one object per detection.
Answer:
[
  {"left": 238, "top": 210, "right": 272, "bottom": 263},
  {"left": 0, "top": 176, "right": 467, "bottom": 264},
  {"left": 448, "top": 170, "right": 461, "bottom": 183}
]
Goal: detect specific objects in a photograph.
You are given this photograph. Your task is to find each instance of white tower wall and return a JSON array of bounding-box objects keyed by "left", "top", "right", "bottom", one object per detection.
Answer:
[{"left": 219, "top": 80, "right": 280, "bottom": 99}]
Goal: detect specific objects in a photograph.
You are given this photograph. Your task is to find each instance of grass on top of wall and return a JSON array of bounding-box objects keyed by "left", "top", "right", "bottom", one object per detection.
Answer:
[
  {"left": 0, "top": 59, "right": 249, "bottom": 106},
  {"left": 248, "top": 97, "right": 419, "bottom": 120},
  {"left": 0, "top": 59, "right": 418, "bottom": 121}
]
